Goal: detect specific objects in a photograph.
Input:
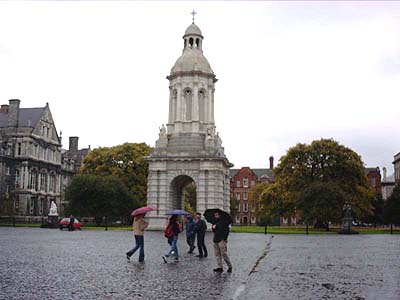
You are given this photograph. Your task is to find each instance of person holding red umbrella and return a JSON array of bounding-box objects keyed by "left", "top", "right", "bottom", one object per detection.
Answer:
[{"left": 126, "top": 205, "right": 155, "bottom": 262}]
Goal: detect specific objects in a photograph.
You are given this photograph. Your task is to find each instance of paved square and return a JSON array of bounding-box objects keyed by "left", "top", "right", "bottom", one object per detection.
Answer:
[{"left": 0, "top": 228, "right": 399, "bottom": 300}]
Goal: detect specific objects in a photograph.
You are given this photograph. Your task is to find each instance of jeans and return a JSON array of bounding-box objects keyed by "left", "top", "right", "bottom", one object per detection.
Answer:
[
  {"left": 127, "top": 235, "right": 144, "bottom": 262},
  {"left": 165, "top": 235, "right": 179, "bottom": 258},
  {"left": 187, "top": 234, "right": 196, "bottom": 252},
  {"left": 197, "top": 233, "right": 208, "bottom": 257}
]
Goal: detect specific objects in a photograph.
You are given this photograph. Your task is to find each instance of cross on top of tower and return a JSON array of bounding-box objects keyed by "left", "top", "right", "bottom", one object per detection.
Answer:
[{"left": 190, "top": 10, "right": 197, "bottom": 24}]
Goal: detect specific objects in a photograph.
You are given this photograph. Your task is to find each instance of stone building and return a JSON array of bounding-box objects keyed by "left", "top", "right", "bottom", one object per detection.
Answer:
[
  {"left": 381, "top": 167, "right": 395, "bottom": 201},
  {"left": 394, "top": 152, "right": 400, "bottom": 183},
  {"left": 0, "top": 100, "right": 62, "bottom": 219},
  {"left": 229, "top": 157, "right": 275, "bottom": 225},
  {"left": 146, "top": 21, "right": 232, "bottom": 229}
]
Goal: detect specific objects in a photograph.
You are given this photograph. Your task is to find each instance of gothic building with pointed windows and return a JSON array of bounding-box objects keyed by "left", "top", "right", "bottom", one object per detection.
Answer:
[{"left": 0, "top": 99, "right": 89, "bottom": 219}]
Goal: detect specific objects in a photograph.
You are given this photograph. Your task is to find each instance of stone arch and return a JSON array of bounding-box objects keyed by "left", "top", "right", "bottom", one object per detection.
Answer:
[{"left": 169, "top": 174, "right": 197, "bottom": 211}]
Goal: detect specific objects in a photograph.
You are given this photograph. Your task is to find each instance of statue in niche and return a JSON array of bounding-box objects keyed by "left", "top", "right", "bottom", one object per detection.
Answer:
[{"left": 49, "top": 201, "right": 58, "bottom": 216}]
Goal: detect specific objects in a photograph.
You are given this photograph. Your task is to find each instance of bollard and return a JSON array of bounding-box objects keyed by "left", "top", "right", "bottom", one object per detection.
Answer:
[
  {"left": 264, "top": 225, "right": 267, "bottom": 235},
  {"left": 390, "top": 224, "right": 393, "bottom": 235},
  {"left": 306, "top": 224, "right": 309, "bottom": 235}
]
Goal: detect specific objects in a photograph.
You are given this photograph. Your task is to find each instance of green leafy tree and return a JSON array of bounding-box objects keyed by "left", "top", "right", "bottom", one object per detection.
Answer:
[
  {"left": 80, "top": 143, "right": 152, "bottom": 206},
  {"left": 65, "top": 174, "right": 135, "bottom": 221},
  {"left": 229, "top": 197, "right": 238, "bottom": 219},
  {"left": 384, "top": 183, "right": 400, "bottom": 225},
  {"left": 183, "top": 183, "right": 197, "bottom": 215},
  {"left": 261, "top": 139, "right": 374, "bottom": 227}
]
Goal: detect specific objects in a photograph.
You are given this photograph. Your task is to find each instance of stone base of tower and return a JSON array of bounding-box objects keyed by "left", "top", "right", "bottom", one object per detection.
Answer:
[{"left": 145, "top": 156, "right": 231, "bottom": 230}]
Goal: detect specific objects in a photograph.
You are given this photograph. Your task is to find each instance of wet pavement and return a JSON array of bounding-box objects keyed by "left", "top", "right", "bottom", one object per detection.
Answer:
[{"left": 0, "top": 227, "right": 399, "bottom": 300}]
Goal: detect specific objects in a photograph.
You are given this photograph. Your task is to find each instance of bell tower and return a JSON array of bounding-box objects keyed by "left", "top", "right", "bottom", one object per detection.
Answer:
[{"left": 146, "top": 19, "right": 232, "bottom": 230}]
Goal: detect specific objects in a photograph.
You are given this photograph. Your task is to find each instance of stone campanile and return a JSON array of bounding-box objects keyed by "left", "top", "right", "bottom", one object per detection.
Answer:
[{"left": 146, "top": 21, "right": 232, "bottom": 229}]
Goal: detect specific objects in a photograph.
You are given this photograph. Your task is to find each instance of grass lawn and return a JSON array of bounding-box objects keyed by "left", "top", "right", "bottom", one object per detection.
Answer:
[{"left": 231, "top": 225, "right": 400, "bottom": 234}]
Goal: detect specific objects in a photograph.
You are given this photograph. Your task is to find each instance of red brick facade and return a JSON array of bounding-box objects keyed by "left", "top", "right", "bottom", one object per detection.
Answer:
[{"left": 366, "top": 167, "right": 382, "bottom": 194}]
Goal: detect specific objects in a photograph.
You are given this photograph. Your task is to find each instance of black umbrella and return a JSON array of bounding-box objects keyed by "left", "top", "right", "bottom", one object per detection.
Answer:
[{"left": 203, "top": 208, "right": 232, "bottom": 225}]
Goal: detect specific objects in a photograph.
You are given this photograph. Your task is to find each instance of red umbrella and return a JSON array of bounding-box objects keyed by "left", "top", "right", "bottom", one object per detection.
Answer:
[{"left": 131, "top": 205, "right": 157, "bottom": 216}]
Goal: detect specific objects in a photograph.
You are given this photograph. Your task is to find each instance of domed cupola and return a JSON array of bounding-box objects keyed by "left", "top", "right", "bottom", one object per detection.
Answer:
[{"left": 169, "top": 22, "right": 215, "bottom": 77}]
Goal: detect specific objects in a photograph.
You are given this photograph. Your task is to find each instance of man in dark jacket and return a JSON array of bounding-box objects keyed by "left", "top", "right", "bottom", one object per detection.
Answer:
[
  {"left": 194, "top": 212, "right": 208, "bottom": 258},
  {"left": 212, "top": 211, "right": 232, "bottom": 273}
]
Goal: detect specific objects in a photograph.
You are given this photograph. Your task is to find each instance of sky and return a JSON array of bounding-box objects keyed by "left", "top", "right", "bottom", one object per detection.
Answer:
[{"left": 0, "top": 1, "right": 399, "bottom": 175}]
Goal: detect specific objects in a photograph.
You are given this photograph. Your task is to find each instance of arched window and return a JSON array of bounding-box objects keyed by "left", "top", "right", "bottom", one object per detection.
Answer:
[
  {"left": 184, "top": 88, "right": 192, "bottom": 120},
  {"left": 171, "top": 89, "right": 177, "bottom": 121},
  {"left": 189, "top": 38, "right": 194, "bottom": 47},
  {"left": 195, "top": 38, "right": 200, "bottom": 48},
  {"left": 198, "top": 89, "right": 207, "bottom": 122}
]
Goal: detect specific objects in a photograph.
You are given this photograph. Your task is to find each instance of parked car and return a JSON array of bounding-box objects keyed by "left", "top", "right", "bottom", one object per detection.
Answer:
[{"left": 59, "top": 218, "right": 82, "bottom": 230}]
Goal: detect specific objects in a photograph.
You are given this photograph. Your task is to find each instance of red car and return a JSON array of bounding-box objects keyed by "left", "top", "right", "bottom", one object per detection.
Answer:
[{"left": 59, "top": 218, "right": 82, "bottom": 230}]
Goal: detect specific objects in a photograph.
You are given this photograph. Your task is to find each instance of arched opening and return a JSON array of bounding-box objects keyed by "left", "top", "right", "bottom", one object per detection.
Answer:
[
  {"left": 189, "top": 37, "right": 194, "bottom": 47},
  {"left": 243, "top": 216, "right": 248, "bottom": 225},
  {"left": 170, "top": 175, "right": 197, "bottom": 213},
  {"left": 195, "top": 38, "right": 200, "bottom": 48}
]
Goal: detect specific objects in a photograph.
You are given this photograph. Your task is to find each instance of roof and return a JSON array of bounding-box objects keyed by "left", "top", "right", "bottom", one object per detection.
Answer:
[
  {"left": 365, "top": 167, "right": 380, "bottom": 174},
  {"left": 0, "top": 107, "right": 45, "bottom": 128},
  {"left": 184, "top": 23, "right": 203, "bottom": 37},
  {"left": 171, "top": 47, "right": 214, "bottom": 74},
  {"left": 230, "top": 168, "right": 275, "bottom": 181}
]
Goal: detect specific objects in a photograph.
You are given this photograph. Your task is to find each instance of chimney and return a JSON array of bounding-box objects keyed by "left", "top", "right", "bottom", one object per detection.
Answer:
[
  {"left": 383, "top": 167, "right": 387, "bottom": 181},
  {"left": 69, "top": 136, "right": 79, "bottom": 151},
  {"left": 269, "top": 156, "right": 274, "bottom": 169},
  {"left": 8, "top": 99, "right": 20, "bottom": 127},
  {"left": 0, "top": 104, "right": 9, "bottom": 113}
]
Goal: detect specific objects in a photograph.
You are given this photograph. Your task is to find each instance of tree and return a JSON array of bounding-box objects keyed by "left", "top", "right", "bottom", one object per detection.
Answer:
[
  {"left": 80, "top": 143, "right": 152, "bottom": 206},
  {"left": 229, "top": 197, "right": 238, "bottom": 219},
  {"left": 249, "top": 181, "right": 270, "bottom": 223},
  {"left": 260, "top": 139, "right": 374, "bottom": 227},
  {"left": 65, "top": 174, "right": 135, "bottom": 222},
  {"left": 384, "top": 183, "right": 400, "bottom": 225},
  {"left": 184, "top": 183, "right": 196, "bottom": 215}
]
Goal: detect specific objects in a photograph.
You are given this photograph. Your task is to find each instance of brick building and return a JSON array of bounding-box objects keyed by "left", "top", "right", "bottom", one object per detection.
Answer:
[
  {"left": 230, "top": 156, "right": 275, "bottom": 225},
  {"left": 365, "top": 167, "right": 382, "bottom": 194},
  {"left": 394, "top": 152, "right": 400, "bottom": 183}
]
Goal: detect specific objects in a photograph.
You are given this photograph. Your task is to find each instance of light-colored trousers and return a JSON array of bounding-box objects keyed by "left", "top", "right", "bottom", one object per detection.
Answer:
[{"left": 213, "top": 240, "right": 232, "bottom": 268}]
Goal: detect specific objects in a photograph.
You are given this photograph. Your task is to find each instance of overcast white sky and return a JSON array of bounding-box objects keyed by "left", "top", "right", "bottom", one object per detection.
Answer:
[{"left": 0, "top": 1, "right": 399, "bottom": 174}]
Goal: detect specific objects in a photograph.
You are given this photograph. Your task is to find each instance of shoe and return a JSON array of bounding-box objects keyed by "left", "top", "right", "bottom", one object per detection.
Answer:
[
  {"left": 174, "top": 257, "right": 180, "bottom": 262},
  {"left": 188, "top": 251, "right": 193, "bottom": 254},
  {"left": 227, "top": 267, "right": 232, "bottom": 273},
  {"left": 196, "top": 254, "right": 203, "bottom": 258},
  {"left": 162, "top": 256, "right": 168, "bottom": 264},
  {"left": 126, "top": 253, "right": 130, "bottom": 261},
  {"left": 204, "top": 254, "right": 208, "bottom": 258},
  {"left": 213, "top": 268, "right": 223, "bottom": 273}
]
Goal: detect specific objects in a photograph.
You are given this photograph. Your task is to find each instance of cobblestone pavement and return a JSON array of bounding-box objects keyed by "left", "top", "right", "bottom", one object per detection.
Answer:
[{"left": 0, "top": 227, "right": 399, "bottom": 300}]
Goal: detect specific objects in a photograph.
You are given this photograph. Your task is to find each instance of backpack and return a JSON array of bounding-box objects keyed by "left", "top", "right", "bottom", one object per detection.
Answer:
[{"left": 164, "top": 224, "right": 174, "bottom": 238}]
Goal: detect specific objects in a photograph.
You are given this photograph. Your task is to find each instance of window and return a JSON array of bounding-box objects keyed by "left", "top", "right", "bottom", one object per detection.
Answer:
[
  {"left": 244, "top": 202, "right": 248, "bottom": 212},
  {"left": 15, "top": 170, "right": 20, "bottom": 188},
  {"left": 251, "top": 180, "right": 255, "bottom": 187},
  {"left": 40, "top": 173, "right": 46, "bottom": 191},
  {"left": 236, "top": 215, "right": 240, "bottom": 224},
  {"left": 370, "top": 178, "right": 376, "bottom": 187},
  {"left": 251, "top": 216, "right": 256, "bottom": 224},
  {"left": 243, "top": 178, "right": 249, "bottom": 187},
  {"left": 243, "top": 192, "right": 248, "bottom": 200},
  {"left": 237, "top": 202, "right": 241, "bottom": 212},
  {"left": 236, "top": 180, "right": 240, "bottom": 188},
  {"left": 17, "top": 143, "right": 22, "bottom": 155},
  {"left": 29, "top": 197, "right": 35, "bottom": 215},
  {"left": 236, "top": 192, "right": 240, "bottom": 200},
  {"left": 29, "top": 170, "right": 38, "bottom": 190},
  {"left": 251, "top": 204, "right": 256, "bottom": 212}
]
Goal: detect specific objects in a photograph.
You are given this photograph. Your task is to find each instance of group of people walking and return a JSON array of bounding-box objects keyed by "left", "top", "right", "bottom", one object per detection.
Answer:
[{"left": 126, "top": 210, "right": 232, "bottom": 273}]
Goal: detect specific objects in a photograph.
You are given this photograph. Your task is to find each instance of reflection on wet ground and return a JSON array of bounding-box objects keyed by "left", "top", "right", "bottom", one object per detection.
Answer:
[{"left": 0, "top": 228, "right": 399, "bottom": 300}]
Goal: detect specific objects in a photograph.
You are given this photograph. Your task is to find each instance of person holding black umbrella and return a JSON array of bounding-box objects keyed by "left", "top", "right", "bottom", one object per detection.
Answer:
[{"left": 205, "top": 209, "right": 232, "bottom": 273}]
